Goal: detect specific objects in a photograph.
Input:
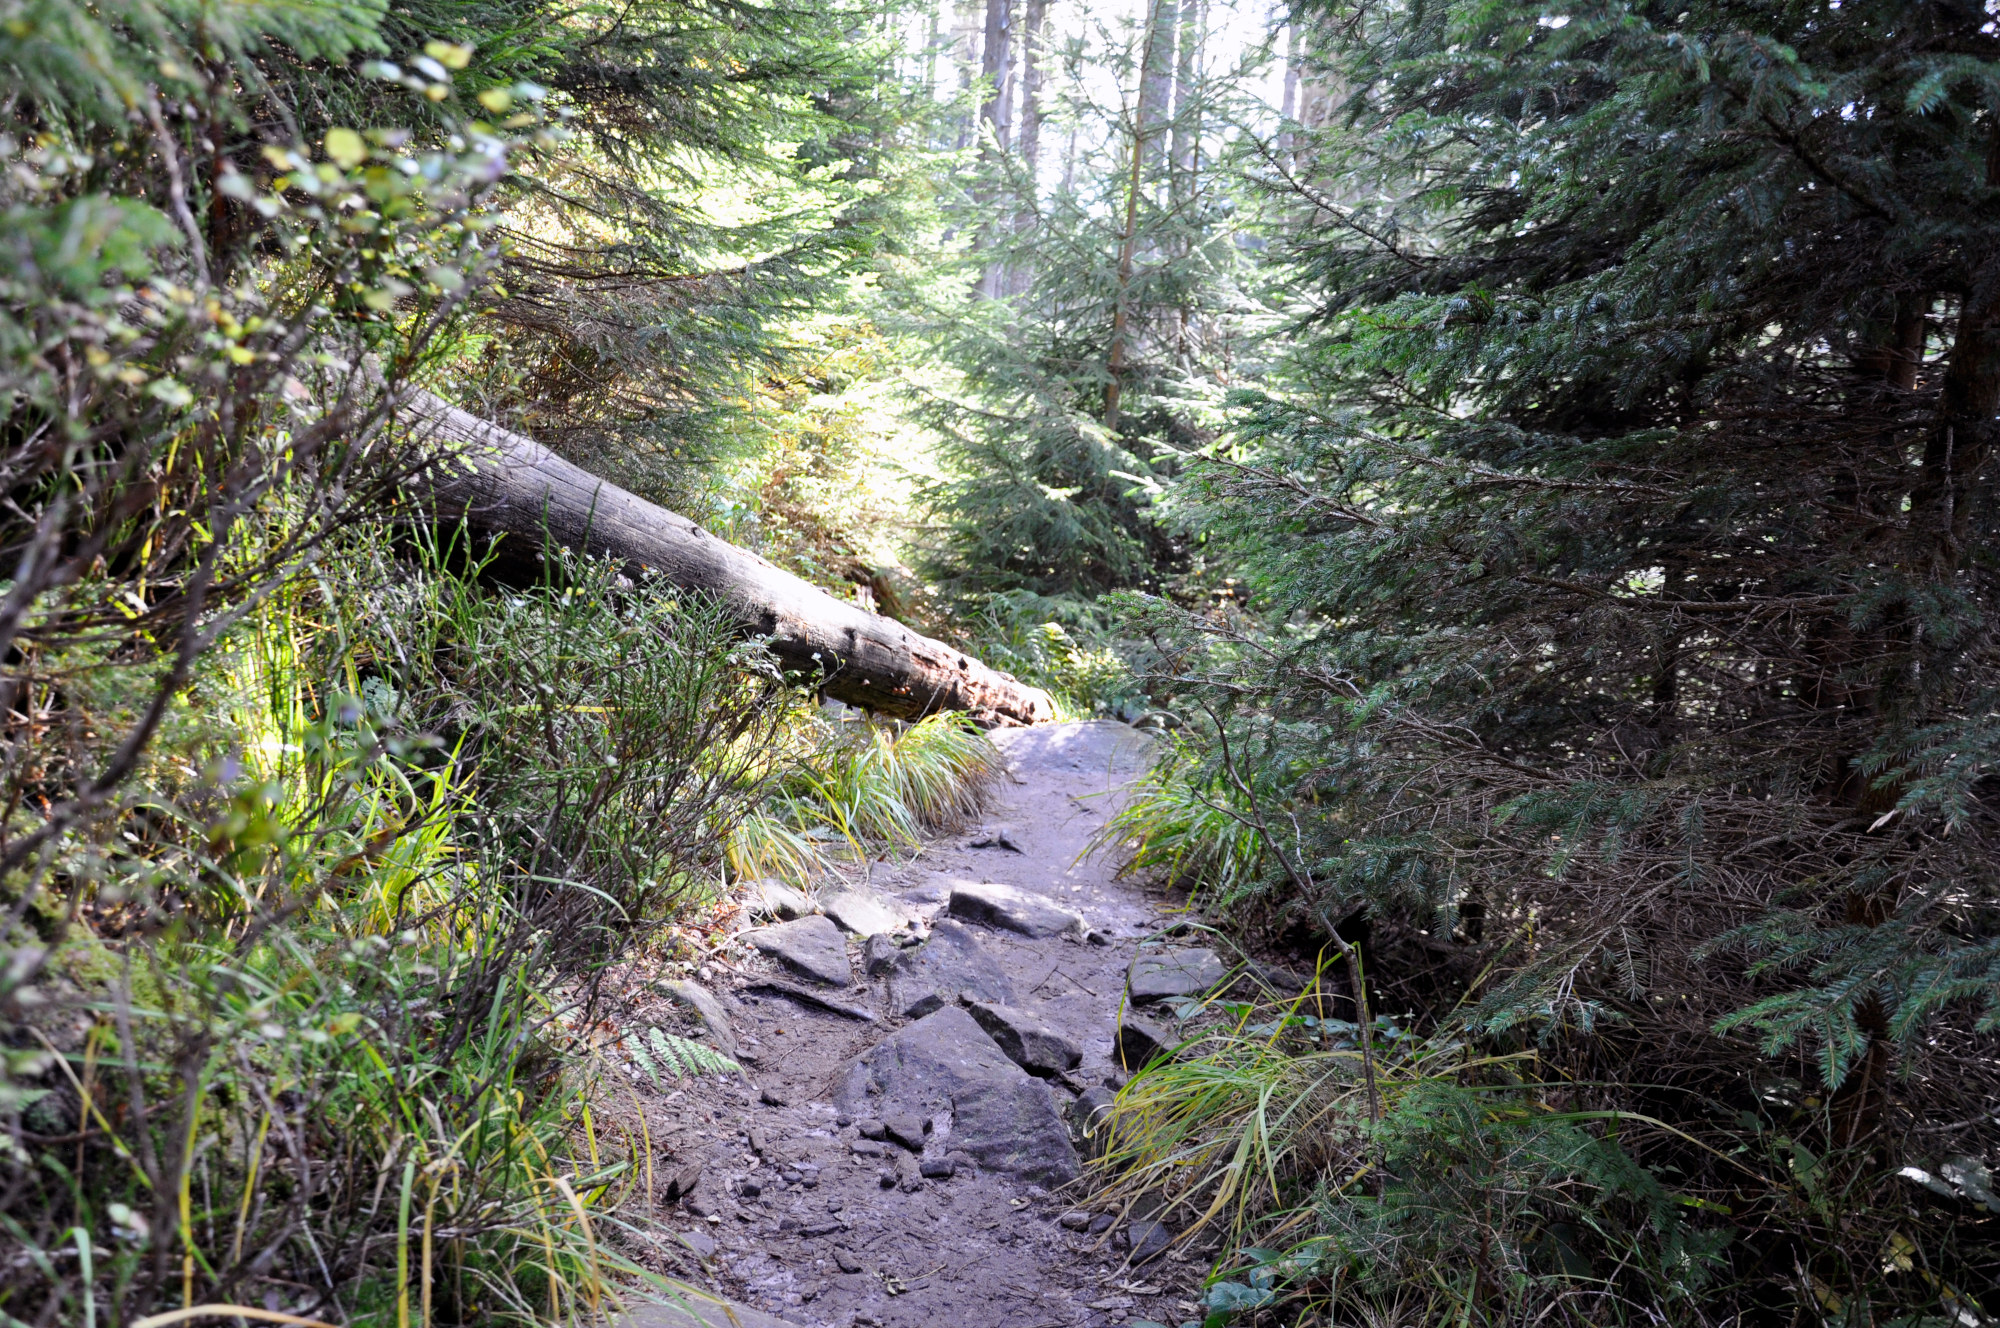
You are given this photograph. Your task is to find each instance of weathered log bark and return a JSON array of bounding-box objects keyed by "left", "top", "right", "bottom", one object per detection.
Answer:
[{"left": 401, "top": 390, "right": 1054, "bottom": 727}]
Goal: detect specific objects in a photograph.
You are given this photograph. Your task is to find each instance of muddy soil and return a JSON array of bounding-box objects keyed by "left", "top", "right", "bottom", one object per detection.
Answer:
[{"left": 606, "top": 721, "right": 1208, "bottom": 1328}]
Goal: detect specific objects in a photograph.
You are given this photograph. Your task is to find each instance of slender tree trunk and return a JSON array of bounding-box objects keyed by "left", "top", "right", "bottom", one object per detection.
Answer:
[
  {"left": 976, "top": 0, "right": 1016, "bottom": 299},
  {"left": 1169, "top": 0, "right": 1204, "bottom": 359},
  {"left": 1004, "top": 0, "right": 1049, "bottom": 299},
  {"left": 979, "top": 0, "right": 1014, "bottom": 152},
  {"left": 1170, "top": 0, "right": 1202, "bottom": 190},
  {"left": 1107, "top": 0, "right": 1171, "bottom": 431},
  {"left": 922, "top": 3, "right": 940, "bottom": 111},
  {"left": 1280, "top": 21, "right": 1301, "bottom": 166},
  {"left": 1137, "top": 0, "right": 1176, "bottom": 183}
]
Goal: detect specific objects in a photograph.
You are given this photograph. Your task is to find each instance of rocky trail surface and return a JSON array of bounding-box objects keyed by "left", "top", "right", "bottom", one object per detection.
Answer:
[{"left": 611, "top": 721, "right": 1222, "bottom": 1328}]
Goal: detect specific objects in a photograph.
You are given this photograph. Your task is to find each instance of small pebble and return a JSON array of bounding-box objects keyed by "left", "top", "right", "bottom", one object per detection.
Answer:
[
  {"left": 825, "top": 1198, "right": 844, "bottom": 1213},
  {"left": 833, "top": 1247, "right": 865, "bottom": 1275},
  {"left": 918, "top": 1156, "right": 956, "bottom": 1179},
  {"left": 782, "top": 1170, "right": 803, "bottom": 1185},
  {"left": 835, "top": 1113, "right": 853, "bottom": 1127},
  {"left": 878, "top": 1167, "right": 898, "bottom": 1189},
  {"left": 1089, "top": 1213, "right": 1116, "bottom": 1234},
  {"left": 739, "top": 1179, "right": 762, "bottom": 1198},
  {"left": 1058, "top": 1210, "right": 1093, "bottom": 1231},
  {"left": 850, "top": 1139, "right": 886, "bottom": 1158},
  {"left": 759, "top": 1086, "right": 789, "bottom": 1107},
  {"left": 857, "top": 1118, "right": 888, "bottom": 1141}
]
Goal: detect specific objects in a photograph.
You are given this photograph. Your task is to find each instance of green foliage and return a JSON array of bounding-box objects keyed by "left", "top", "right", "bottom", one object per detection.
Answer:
[
  {"left": 729, "top": 710, "right": 1000, "bottom": 882},
  {"left": 1094, "top": 979, "right": 1730, "bottom": 1324},
  {"left": 958, "top": 592, "right": 1148, "bottom": 720},
  {"left": 1107, "top": 0, "right": 2000, "bottom": 1319},
  {"left": 1093, "top": 741, "right": 1269, "bottom": 908},
  {"left": 628, "top": 1028, "right": 740, "bottom": 1086},
  {"left": 898, "top": 4, "right": 1277, "bottom": 607},
  {"left": 3, "top": 501, "right": 792, "bottom": 1322}
]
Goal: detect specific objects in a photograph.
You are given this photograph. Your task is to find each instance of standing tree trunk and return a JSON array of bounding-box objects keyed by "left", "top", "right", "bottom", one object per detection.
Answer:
[
  {"left": 1280, "top": 20, "right": 1301, "bottom": 167},
  {"left": 1137, "top": 0, "right": 1177, "bottom": 183},
  {"left": 976, "top": 0, "right": 1015, "bottom": 299},
  {"left": 399, "top": 390, "right": 1055, "bottom": 728},
  {"left": 1107, "top": 0, "right": 1172, "bottom": 431},
  {"left": 1004, "top": 0, "right": 1050, "bottom": 299}
]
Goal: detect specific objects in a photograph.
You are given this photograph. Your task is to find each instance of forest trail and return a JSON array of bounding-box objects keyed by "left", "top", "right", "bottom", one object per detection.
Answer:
[{"left": 615, "top": 721, "right": 1203, "bottom": 1328}]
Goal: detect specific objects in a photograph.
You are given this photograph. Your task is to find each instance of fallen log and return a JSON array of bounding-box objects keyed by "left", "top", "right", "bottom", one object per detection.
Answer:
[{"left": 400, "top": 390, "right": 1054, "bottom": 727}]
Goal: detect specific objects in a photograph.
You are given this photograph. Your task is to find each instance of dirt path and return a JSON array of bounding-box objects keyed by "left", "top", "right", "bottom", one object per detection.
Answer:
[{"left": 614, "top": 721, "right": 1201, "bottom": 1328}]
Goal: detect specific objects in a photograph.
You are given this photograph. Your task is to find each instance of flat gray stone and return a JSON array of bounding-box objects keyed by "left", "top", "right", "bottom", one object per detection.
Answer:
[
  {"left": 742, "top": 878, "right": 814, "bottom": 921},
  {"left": 744, "top": 915, "right": 852, "bottom": 987},
  {"left": 820, "top": 885, "right": 909, "bottom": 937},
  {"left": 1127, "top": 947, "right": 1227, "bottom": 1003},
  {"left": 882, "top": 918, "right": 1016, "bottom": 1017},
  {"left": 835, "top": 1006, "right": 1079, "bottom": 1186},
  {"left": 621, "top": 1286, "right": 802, "bottom": 1328},
  {"left": 1127, "top": 1218, "right": 1173, "bottom": 1263},
  {"left": 964, "top": 998, "right": 1082, "bottom": 1076},
  {"left": 948, "top": 879, "right": 1086, "bottom": 939},
  {"left": 654, "top": 979, "right": 746, "bottom": 1066}
]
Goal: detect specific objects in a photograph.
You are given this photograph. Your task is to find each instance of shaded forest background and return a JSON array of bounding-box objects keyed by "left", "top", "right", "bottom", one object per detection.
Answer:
[{"left": 4, "top": 1, "right": 1999, "bottom": 1326}]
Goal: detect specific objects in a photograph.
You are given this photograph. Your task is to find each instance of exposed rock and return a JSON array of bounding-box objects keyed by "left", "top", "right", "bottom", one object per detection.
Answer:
[
  {"left": 1127, "top": 947, "right": 1227, "bottom": 1003},
  {"left": 894, "top": 1153, "right": 925, "bottom": 1192},
  {"left": 684, "top": 1193, "right": 722, "bottom": 1219},
  {"left": 1114, "top": 1015, "right": 1174, "bottom": 1070},
  {"left": 882, "top": 1112, "right": 927, "bottom": 1152},
  {"left": 1126, "top": 1218, "right": 1173, "bottom": 1264},
  {"left": 833, "top": 1248, "right": 865, "bottom": 1275},
  {"left": 849, "top": 1139, "right": 887, "bottom": 1158},
  {"left": 881, "top": 919, "right": 1016, "bottom": 1018},
  {"left": 679, "top": 1229, "right": 717, "bottom": 1260},
  {"left": 621, "top": 1287, "right": 801, "bottom": 1328},
  {"left": 1089, "top": 1213, "right": 1115, "bottom": 1235},
  {"left": 655, "top": 980, "right": 746, "bottom": 1066},
  {"left": 968, "top": 828, "right": 1024, "bottom": 852},
  {"left": 861, "top": 933, "right": 902, "bottom": 977},
  {"left": 964, "top": 998, "right": 1083, "bottom": 1077},
  {"left": 948, "top": 879, "right": 1086, "bottom": 939},
  {"left": 665, "top": 1164, "right": 702, "bottom": 1202},
  {"left": 1058, "top": 1210, "right": 1093, "bottom": 1231},
  {"left": 738, "top": 1178, "right": 762, "bottom": 1198},
  {"left": 821, "top": 886, "right": 910, "bottom": 937},
  {"left": 741, "top": 979, "right": 875, "bottom": 1022},
  {"left": 758, "top": 1086, "right": 789, "bottom": 1107},
  {"left": 857, "top": 1118, "right": 887, "bottom": 1140},
  {"left": 918, "top": 1155, "right": 956, "bottom": 1179},
  {"left": 834, "top": 1006, "right": 1079, "bottom": 1186},
  {"left": 1069, "top": 1086, "right": 1118, "bottom": 1159},
  {"left": 744, "top": 916, "right": 853, "bottom": 987},
  {"left": 743, "top": 878, "right": 815, "bottom": 922}
]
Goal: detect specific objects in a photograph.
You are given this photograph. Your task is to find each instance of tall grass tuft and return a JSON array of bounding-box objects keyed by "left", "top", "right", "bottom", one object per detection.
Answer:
[
  {"left": 1091, "top": 977, "right": 1734, "bottom": 1324},
  {"left": 727, "top": 711, "right": 999, "bottom": 882},
  {"left": 1090, "top": 743, "right": 1270, "bottom": 910},
  {"left": 7, "top": 529, "right": 793, "bottom": 1325}
]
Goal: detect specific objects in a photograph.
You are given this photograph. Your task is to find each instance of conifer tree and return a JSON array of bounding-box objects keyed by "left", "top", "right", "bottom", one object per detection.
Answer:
[{"left": 1148, "top": 0, "right": 2000, "bottom": 1309}]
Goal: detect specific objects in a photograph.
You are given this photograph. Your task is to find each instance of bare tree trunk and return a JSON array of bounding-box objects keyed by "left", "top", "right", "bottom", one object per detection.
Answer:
[
  {"left": 1280, "top": 20, "right": 1301, "bottom": 166},
  {"left": 1138, "top": 0, "right": 1177, "bottom": 182},
  {"left": 1170, "top": 0, "right": 1202, "bottom": 189},
  {"left": 401, "top": 391, "right": 1054, "bottom": 728},
  {"left": 1004, "top": 0, "right": 1050, "bottom": 299},
  {"left": 1107, "top": 0, "right": 1172, "bottom": 431},
  {"left": 979, "top": 0, "right": 1015, "bottom": 151},
  {"left": 976, "top": 0, "right": 1016, "bottom": 299}
]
